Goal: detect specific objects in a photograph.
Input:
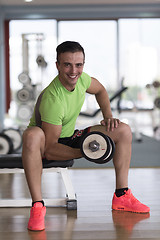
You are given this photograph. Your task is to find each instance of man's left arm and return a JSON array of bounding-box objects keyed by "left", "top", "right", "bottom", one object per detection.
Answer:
[{"left": 86, "top": 77, "right": 120, "bottom": 131}]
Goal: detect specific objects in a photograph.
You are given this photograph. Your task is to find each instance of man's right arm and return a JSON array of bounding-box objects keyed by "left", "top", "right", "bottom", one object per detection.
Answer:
[{"left": 41, "top": 121, "right": 82, "bottom": 161}]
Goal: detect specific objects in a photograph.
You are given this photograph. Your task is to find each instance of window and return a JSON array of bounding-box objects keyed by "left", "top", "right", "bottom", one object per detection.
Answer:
[
  {"left": 58, "top": 20, "right": 117, "bottom": 91},
  {"left": 119, "top": 19, "right": 160, "bottom": 109}
]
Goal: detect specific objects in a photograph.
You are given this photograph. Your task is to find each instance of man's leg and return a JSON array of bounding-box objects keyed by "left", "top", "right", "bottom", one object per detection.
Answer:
[
  {"left": 90, "top": 122, "right": 131, "bottom": 189},
  {"left": 22, "top": 126, "right": 45, "bottom": 202},
  {"left": 22, "top": 127, "right": 46, "bottom": 230},
  {"left": 90, "top": 122, "right": 150, "bottom": 213}
]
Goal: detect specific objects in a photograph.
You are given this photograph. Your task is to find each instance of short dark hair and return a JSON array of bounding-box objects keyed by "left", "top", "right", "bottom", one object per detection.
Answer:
[{"left": 56, "top": 41, "right": 85, "bottom": 62}]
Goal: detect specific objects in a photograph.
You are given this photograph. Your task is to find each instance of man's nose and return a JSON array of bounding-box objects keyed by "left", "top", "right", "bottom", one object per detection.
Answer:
[{"left": 70, "top": 65, "right": 76, "bottom": 73}]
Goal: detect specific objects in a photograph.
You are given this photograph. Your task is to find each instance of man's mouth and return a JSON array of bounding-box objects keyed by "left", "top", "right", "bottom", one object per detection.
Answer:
[{"left": 68, "top": 75, "right": 78, "bottom": 80}]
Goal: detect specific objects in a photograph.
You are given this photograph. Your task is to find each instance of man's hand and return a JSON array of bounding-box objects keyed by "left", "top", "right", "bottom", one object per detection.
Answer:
[{"left": 100, "top": 117, "right": 121, "bottom": 132}]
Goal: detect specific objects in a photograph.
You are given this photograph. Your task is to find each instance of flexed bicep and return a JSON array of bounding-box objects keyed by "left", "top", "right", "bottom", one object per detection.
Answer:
[{"left": 41, "top": 122, "right": 62, "bottom": 159}]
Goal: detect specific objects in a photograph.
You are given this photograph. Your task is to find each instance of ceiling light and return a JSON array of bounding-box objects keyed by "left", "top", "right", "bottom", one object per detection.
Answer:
[{"left": 24, "top": 0, "right": 33, "bottom": 2}]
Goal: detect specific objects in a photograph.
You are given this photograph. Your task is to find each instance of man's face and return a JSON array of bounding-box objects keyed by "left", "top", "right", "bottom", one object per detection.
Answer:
[{"left": 56, "top": 51, "right": 84, "bottom": 91}]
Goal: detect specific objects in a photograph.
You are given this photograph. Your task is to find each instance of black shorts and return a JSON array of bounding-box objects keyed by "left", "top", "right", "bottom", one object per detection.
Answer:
[{"left": 58, "top": 127, "right": 91, "bottom": 149}]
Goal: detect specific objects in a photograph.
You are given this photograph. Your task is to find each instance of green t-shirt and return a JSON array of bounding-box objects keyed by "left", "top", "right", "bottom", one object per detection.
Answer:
[{"left": 28, "top": 72, "right": 91, "bottom": 138}]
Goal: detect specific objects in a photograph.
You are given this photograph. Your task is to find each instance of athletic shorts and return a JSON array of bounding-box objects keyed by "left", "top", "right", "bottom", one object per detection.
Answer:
[{"left": 58, "top": 127, "right": 91, "bottom": 149}]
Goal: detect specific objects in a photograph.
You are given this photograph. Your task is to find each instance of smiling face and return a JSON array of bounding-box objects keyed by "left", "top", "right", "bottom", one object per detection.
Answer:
[{"left": 56, "top": 51, "right": 85, "bottom": 91}]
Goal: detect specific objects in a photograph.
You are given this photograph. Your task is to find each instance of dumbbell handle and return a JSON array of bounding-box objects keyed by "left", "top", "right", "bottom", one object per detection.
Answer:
[{"left": 89, "top": 140, "right": 100, "bottom": 152}]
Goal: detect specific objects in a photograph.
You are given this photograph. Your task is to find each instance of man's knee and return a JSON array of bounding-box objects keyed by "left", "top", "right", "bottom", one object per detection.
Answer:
[
  {"left": 23, "top": 127, "right": 45, "bottom": 149},
  {"left": 118, "top": 122, "right": 132, "bottom": 143},
  {"left": 90, "top": 122, "right": 132, "bottom": 143}
]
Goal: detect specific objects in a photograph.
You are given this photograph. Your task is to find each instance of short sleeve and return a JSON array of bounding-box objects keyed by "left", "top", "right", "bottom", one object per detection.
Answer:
[
  {"left": 80, "top": 72, "right": 92, "bottom": 90},
  {"left": 39, "top": 96, "right": 64, "bottom": 125}
]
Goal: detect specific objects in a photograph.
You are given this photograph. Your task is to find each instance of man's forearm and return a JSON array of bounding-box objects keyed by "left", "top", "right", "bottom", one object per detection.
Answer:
[
  {"left": 95, "top": 88, "right": 113, "bottom": 119},
  {"left": 44, "top": 143, "right": 82, "bottom": 161}
]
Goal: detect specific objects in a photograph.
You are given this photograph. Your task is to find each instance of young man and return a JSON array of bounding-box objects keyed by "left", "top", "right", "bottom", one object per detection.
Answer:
[{"left": 22, "top": 41, "right": 150, "bottom": 231}]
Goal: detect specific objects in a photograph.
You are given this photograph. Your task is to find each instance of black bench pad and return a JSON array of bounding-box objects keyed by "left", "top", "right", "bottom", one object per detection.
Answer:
[{"left": 0, "top": 154, "right": 74, "bottom": 169}]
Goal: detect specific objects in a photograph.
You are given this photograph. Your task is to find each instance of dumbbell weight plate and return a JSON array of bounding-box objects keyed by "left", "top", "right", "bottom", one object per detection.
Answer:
[
  {"left": 2, "top": 128, "right": 22, "bottom": 152},
  {"left": 18, "top": 72, "right": 31, "bottom": 85},
  {"left": 154, "top": 97, "right": 160, "bottom": 109},
  {"left": 17, "top": 88, "right": 32, "bottom": 102},
  {"left": 17, "top": 104, "right": 32, "bottom": 120},
  {"left": 92, "top": 135, "right": 115, "bottom": 163},
  {"left": 153, "top": 81, "right": 160, "bottom": 88},
  {"left": 80, "top": 131, "right": 115, "bottom": 164},
  {"left": 105, "top": 135, "right": 115, "bottom": 162},
  {"left": 36, "top": 55, "right": 47, "bottom": 68},
  {"left": 0, "top": 133, "right": 13, "bottom": 154}
]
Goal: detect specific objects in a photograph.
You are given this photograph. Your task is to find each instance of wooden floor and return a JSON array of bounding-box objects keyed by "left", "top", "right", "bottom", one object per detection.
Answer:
[{"left": 0, "top": 168, "right": 160, "bottom": 240}]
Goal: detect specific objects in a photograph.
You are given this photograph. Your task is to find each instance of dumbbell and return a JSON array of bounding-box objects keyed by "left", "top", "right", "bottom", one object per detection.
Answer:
[
  {"left": 2, "top": 128, "right": 22, "bottom": 152},
  {"left": 153, "top": 80, "right": 160, "bottom": 88},
  {"left": 17, "top": 104, "right": 33, "bottom": 120},
  {"left": 80, "top": 131, "right": 115, "bottom": 164},
  {"left": 0, "top": 133, "right": 13, "bottom": 155},
  {"left": 154, "top": 97, "right": 160, "bottom": 109},
  {"left": 36, "top": 55, "right": 47, "bottom": 68},
  {"left": 18, "top": 72, "right": 31, "bottom": 85},
  {"left": 17, "top": 88, "right": 33, "bottom": 102}
]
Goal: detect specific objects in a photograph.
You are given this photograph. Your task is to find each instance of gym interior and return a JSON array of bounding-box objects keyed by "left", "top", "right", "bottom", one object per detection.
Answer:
[{"left": 0, "top": 0, "right": 160, "bottom": 239}]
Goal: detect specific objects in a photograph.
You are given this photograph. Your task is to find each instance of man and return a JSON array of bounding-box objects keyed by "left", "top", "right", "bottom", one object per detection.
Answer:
[{"left": 22, "top": 41, "right": 150, "bottom": 231}]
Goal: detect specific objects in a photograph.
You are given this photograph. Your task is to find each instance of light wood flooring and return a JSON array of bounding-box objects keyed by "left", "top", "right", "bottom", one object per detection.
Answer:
[{"left": 0, "top": 168, "right": 160, "bottom": 240}]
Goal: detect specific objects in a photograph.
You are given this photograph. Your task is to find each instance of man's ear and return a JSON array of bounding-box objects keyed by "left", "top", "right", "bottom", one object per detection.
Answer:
[{"left": 56, "top": 61, "right": 59, "bottom": 70}]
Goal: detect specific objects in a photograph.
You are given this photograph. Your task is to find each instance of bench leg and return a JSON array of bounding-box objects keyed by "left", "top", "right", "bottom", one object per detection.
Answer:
[
  {"left": 60, "top": 168, "right": 77, "bottom": 210},
  {"left": 0, "top": 167, "right": 77, "bottom": 209}
]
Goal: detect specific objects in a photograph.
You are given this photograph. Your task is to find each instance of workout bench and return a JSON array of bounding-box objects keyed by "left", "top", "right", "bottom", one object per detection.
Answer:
[{"left": 0, "top": 154, "right": 77, "bottom": 210}]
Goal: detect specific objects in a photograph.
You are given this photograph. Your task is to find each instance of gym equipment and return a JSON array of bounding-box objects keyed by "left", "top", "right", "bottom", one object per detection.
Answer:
[
  {"left": 18, "top": 72, "right": 31, "bottom": 85},
  {"left": 2, "top": 128, "right": 22, "bottom": 152},
  {"left": 154, "top": 126, "right": 160, "bottom": 141},
  {"left": 17, "top": 88, "right": 33, "bottom": 102},
  {"left": 80, "top": 131, "right": 115, "bottom": 164},
  {"left": 17, "top": 104, "right": 33, "bottom": 120},
  {"left": 0, "top": 154, "right": 77, "bottom": 209},
  {"left": 15, "top": 33, "right": 46, "bottom": 124},
  {"left": 80, "top": 86, "right": 128, "bottom": 117},
  {"left": 153, "top": 80, "right": 160, "bottom": 88},
  {"left": 0, "top": 133, "right": 13, "bottom": 155},
  {"left": 36, "top": 55, "right": 47, "bottom": 68},
  {"left": 146, "top": 80, "right": 160, "bottom": 140},
  {"left": 154, "top": 97, "right": 160, "bottom": 109}
]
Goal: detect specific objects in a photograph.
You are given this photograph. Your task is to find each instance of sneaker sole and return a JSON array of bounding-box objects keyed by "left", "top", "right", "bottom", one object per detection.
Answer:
[
  {"left": 28, "top": 227, "right": 45, "bottom": 231},
  {"left": 112, "top": 205, "right": 150, "bottom": 213}
]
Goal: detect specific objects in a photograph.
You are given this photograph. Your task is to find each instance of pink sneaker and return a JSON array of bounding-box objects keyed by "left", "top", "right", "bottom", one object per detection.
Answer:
[
  {"left": 112, "top": 189, "right": 150, "bottom": 213},
  {"left": 28, "top": 202, "right": 46, "bottom": 231}
]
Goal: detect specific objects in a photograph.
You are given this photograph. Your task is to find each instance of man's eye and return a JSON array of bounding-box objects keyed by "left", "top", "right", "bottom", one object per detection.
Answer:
[
  {"left": 76, "top": 63, "right": 83, "bottom": 67},
  {"left": 64, "top": 63, "right": 70, "bottom": 67}
]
